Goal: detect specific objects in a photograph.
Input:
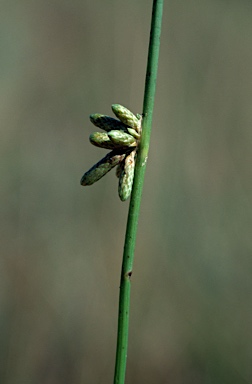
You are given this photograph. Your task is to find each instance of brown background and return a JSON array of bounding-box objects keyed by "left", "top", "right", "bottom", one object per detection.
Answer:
[{"left": 1, "top": 1, "right": 252, "bottom": 383}]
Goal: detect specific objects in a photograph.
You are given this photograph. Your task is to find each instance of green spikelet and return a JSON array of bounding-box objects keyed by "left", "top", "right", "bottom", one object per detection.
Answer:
[
  {"left": 89, "top": 114, "right": 128, "bottom": 132},
  {"left": 127, "top": 127, "right": 141, "bottom": 140},
  {"left": 89, "top": 132, "right": 116, "bottom": 150},
  {"left": 80, "top": 151, "right": 126, "bottom": 186},
  {"left": 111, "top": 104, "right": 141, "bottom": 132},
  {"left": 108, "top": 130, "right": 136, "bottom": 147},
  {"left": 90, "top": 131, "right": 137, "bottom": 150},
  {"left": 118, "top": 150, "right": 136, "bottom": 201}
]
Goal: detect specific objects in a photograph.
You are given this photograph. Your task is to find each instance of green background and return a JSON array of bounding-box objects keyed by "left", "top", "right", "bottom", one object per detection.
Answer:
[{"left": 1, "top": 1, "right": 252, "bottom": 383}]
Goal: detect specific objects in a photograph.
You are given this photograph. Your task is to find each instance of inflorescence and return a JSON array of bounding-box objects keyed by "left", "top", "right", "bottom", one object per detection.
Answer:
[{"left": 80, "top": 104, "right": 142, "bottom": 201}]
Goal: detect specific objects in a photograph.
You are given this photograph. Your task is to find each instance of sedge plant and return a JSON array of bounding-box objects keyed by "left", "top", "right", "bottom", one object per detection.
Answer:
[{"left": 80, "top": 1, "right": 163, "bottom": 383}]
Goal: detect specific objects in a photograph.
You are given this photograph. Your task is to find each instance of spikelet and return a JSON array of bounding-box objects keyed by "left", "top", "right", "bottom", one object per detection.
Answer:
[
  {"left": 80, "top": 150, "right": 125, "bottom": 186},
  {"left": 89, "top": 132, "right": 116, "bottom": 150},
  {"left": 127, "top": 127, "right": 141, "bottom": 140},
  {"left": 89, "top": 114, "right": 128, "bottom": 132},
  {"left": 111, "top": 104, "right": 141, "bottom": 133},
  {"left": 108, "top": 130, "right": 136, "bottom": 147},
  {"left": 118, "top": 150, "right": 136, "bottom": 201},
  {"left": 90, "top": 131, "right": 137, "bottom": 150}
]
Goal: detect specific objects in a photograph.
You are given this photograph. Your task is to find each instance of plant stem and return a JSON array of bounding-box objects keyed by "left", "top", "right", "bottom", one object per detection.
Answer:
[{"left": 113, "top": 1, "right": 164, "bottom": 383}]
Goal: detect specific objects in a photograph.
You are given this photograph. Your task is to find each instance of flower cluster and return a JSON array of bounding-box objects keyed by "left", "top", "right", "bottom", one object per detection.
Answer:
[{"left": 80, "top": 104, "right": 142, "bottom": 201}]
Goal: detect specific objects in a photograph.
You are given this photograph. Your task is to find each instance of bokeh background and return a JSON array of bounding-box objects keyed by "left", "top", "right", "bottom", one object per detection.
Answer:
[{"left": 1, "top": 1, "right": 252, "bottom": 383}]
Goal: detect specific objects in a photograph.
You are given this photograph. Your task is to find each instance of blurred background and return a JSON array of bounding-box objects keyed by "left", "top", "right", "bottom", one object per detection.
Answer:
[{"left": 1, "top": 0, "right": 252, "bottom": 383}]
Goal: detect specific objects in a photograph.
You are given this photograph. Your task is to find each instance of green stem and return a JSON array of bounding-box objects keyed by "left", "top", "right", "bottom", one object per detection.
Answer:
[{"left": 113, "top": 1, "right": 164, "bottom": 383}]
